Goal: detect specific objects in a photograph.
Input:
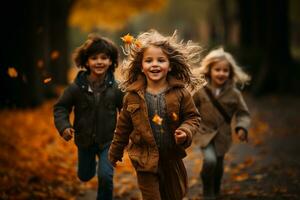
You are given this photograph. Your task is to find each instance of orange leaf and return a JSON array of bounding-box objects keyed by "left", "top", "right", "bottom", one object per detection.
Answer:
[
  {"left": 121, "top": 33, "right": 134, "bottom": 44},
  {"left": 43, "top": 77, "right": 52, "bottom": 84},
  {"left": 152, "top": 114, "right": 163, "bottom": 125},
  {"left": 50, "top": 50, "right": 60, "bottom": 60},
  {"left": 171, "top": 112, "right": 178, "bottom": 121},
  {"left": 134, "top": 40, "right": 142, "bottom": 48},
  {"left": 37, "top": 59, "right": 44, "bottom": 68},
  {"left": 7, "top": 67, "right": 18, "bottom": 78},
  {"left": 233, "top": 173, "right": 249, "bottom": 182}
]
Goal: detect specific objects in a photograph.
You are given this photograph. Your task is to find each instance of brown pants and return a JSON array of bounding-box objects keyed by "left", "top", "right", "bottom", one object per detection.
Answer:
[
  {"left": 136, "top": 159, "right": 187, "bottom": 200},
  {"left": 137, "top": 171, "right": 161, "bottom": 200}
]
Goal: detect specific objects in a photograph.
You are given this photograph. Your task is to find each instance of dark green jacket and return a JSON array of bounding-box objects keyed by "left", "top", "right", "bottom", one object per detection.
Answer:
[{"left": 53, "top": 71, "right": 123, "bottom": 148}]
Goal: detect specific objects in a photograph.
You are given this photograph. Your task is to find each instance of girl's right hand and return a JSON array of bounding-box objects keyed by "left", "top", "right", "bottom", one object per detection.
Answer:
[{"left": 62, "top": 128, "right": 74, "bottom": 141}]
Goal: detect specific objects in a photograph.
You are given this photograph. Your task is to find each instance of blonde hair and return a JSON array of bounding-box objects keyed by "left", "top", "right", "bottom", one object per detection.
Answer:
[
  {"left": 120, "top": 29, "right": 205, "bottom": 91},
  {"left": 197, "top": 47, "right": 251, "bottom": 87}
]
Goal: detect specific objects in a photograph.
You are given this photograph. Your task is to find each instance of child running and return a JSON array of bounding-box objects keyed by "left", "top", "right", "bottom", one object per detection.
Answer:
[
  {"left": 193, "top": 47, "right": 251, "bottom": 200},
  {"left": 109, "top": 29, "right": 204, "bottom": 200},
  {"left": 53, "top": 33, "right": 123, "bottom": 200}
]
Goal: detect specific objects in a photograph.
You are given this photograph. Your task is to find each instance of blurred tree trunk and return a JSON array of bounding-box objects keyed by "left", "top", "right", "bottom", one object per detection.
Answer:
[
  {"left": 218, "top": 0, "right": 229, "bottom": 44},
  {"left": 238, "top": 0, "right": 293, "bottom": 95},
  {"left": 49, "top": 0, "right": 73, "bottom": 85},
  {"left": 0, "top": 0, "right": 73, "bottom": 108}
]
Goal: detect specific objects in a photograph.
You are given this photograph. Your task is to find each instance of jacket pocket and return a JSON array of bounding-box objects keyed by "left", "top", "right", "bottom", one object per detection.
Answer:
[
  {"left": 127, "top": 104, "right": 140, "bottom": 113},
  {"left": 127, "top": 104, "right": 142, "bottom": 128},
  {"left": 127, "top": 143, "right": 149, "bottom": 169}
]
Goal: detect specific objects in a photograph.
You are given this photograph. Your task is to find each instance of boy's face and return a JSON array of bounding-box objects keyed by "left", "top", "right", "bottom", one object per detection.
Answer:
[
  {"left": 210, "top": 59, "right": 230, "bottom": 87},
  {"left": 86, "top": 53, "right": 112, "bottom": 77}
]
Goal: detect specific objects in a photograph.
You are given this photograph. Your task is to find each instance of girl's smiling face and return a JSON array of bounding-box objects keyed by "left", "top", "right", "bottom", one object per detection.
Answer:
[
  {"left": 210, "top": 59, "right": 231, "bottom": 87},
  {"left": 141, "top": 45, "right": 170, "bottom": 85}
]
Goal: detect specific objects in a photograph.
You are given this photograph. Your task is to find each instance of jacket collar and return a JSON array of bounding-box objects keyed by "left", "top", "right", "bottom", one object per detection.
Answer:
[
  {"left": 126, "top": 75, "right": 185, "bottom": 93},
  {"left": 206, "top": 78, "right": 235, "bottom": 98},
  {"left": 74, "top": 70, "right": 115, "bottom": 92}
]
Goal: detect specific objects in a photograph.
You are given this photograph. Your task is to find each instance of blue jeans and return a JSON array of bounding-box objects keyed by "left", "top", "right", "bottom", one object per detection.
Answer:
[
  {"left": 77, "top": 142, "right": 113, "bottom": 200},
  {"left": 201, "top": 143, "right": 224, "bottom": 199}
]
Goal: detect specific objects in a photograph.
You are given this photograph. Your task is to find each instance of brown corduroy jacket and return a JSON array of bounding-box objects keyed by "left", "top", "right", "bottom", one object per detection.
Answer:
[
  {"left": 109, "top": 75, "right": 201, "bottom": 173},
  {"left": 193, "top": 81, "right": 251, "bottom": 156}
]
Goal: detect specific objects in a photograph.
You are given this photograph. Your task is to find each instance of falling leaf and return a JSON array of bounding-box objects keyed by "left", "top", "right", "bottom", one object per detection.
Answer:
[
  {"left": 50, "top": 50, "right": 60, "bottom": 60},
  {"left": 37, "top": 59, "right": 44, "bottom": 68},
  {"left": 43, "top": 77, "right": 52, "bottom": 84},
  {"left": 152, "top": 114, "right": 163, "bottom": 125},
  {"left": 171, "top": 112, "right": 178, "bottom": 121},
  {"left": 7, "top": 67, "right": 18, "bottom": 78},
  {"left": 121, "top": 33, "right": 135, "bottom": 44}
]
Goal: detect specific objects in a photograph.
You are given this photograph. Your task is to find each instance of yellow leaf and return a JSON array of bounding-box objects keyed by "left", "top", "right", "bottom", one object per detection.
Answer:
[
  {"left": 171, "top": 112, "right": 178, "bottom": 121},
  {"left": 7, "top": 67, "right": 18, "bottom": 78},
  {"left": 121, "top": 33, "right": 134, "bottom": 44},
  {"left": 152, "top": 114, "right": 163, "bottom": 125},
  {"left": 233, "top": 173, "right": 249, "bottom": 182},
  {"left": 134, "top": 40, "right": 142, "bottom": 48},
  {"left": 43, "top": 77, "right": 52, "bottom": 84},
  {"left": 50, "top": 50, "right": 60, "bottom": 60},
  {"left": 37, "top": 59, "right": 44, "bottom": 68}
]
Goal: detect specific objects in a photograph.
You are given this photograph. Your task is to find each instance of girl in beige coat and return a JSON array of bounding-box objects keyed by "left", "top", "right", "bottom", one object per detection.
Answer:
[{"left": 193, "top": 47, "right": 251, "bottom": 200}]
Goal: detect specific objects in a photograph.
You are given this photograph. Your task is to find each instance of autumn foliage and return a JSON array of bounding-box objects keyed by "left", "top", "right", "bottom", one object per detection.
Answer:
[{"left": 69, "top": 0, "right": 167, "bottom": 31}]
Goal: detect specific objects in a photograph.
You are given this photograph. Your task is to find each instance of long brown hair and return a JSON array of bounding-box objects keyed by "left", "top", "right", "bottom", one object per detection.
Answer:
[{"left": 120, "top": 29, "right": 205, "bottom": 91}]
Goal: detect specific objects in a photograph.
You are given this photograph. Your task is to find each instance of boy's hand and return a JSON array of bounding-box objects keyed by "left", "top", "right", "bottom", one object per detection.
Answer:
[
  {"left": 62, "top": 128, "right": 74, "bottom": 141},
  {"left": 237, "top": 129, "right": 247, "bottom": 142},
  {"left": 174, "top": 129, "right": 187, "bottom": 144}
]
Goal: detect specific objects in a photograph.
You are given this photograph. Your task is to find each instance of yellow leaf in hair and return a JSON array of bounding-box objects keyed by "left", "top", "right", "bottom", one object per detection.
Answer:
[
  {"left": 134, "top": 40, "right": 142, "bottom": 48},
  {"left": 121, "top": 33, "right": 134, "bottom": 44},
  {"left": 7, "top": 67, "right": 18, "bottom": 78},
  {"left": 152, "top": 114, "right": 163, "bottom": 125},
  {"left": 171, "top": 112, "right": 178, "bottom": 121}
]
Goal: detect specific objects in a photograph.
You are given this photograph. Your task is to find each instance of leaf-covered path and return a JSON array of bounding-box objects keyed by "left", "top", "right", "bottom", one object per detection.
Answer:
[{"left": 1, "top": 95, "right": 300, "bottom": 200}]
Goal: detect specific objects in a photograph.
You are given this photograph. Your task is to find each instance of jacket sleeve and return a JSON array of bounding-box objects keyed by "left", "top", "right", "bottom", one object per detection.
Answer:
[
  {"left": 192, "top": 90, "right": 201, "bottom": 109},
  {"left": 192, "top": 90, "right": 217, "bottom": 135},
  {"left": 234, "top": 90, "right": 251, "bottom": 133},
  {"left": 177, "top": 89, "right": 201, "bottom": 148},
  {"left": 109, "top": 94, "right": 133, "bottom": 163},
  {"left": 116, "top": 88, "right": 124, "bottom": 112},
  {"left": 53, "top": 85, "right": 75, "bottom": 135}
]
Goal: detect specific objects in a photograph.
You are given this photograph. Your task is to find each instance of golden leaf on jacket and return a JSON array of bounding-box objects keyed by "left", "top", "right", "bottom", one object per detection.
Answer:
[
  {"left": 171, "top": 112, "right": 178, "bottom": 121},
  {"left": 152, "top": 114, "right": 163, "bottom": 125}
]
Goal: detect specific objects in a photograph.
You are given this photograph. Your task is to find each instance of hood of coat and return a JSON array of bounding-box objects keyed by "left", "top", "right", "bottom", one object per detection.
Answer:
[
  {"left": 126, "top": 74, "right": 185, "bottom": 93},
  {"left": 74, "top": 70, "right": 115, "bottom": 92}
]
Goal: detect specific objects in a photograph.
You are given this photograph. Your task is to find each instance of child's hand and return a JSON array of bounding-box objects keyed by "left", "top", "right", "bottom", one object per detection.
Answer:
[
  {"left": 174, "top": 129, "right": 187, "bottom": 144},
  {"left": 237, "top": 129, "right": 247, "bottom": 142},
  {"left": 62, "top": 128, "right": 74, "bottom": 141}
]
